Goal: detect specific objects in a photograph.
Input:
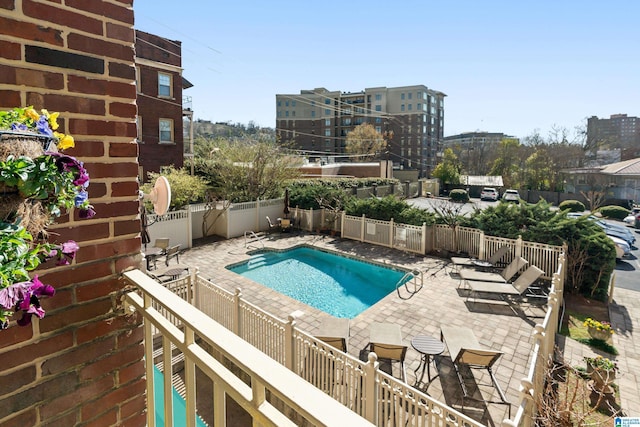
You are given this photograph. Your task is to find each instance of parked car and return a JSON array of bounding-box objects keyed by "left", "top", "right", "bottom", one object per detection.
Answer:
[
  {"left": 623, "top": 207, "right": 640, "bottom": 227},
  {"left": 610, "top": 235, "right": 631, "bottom": 259},
  {"left": 567, "top": 212, "right": 636, "bottom": 246},
  {"left": 480, "top": 187, "right": 499, "bottom": 201},
  {"left": 502, "top": 189, "right": 520, "bottom": 204}
]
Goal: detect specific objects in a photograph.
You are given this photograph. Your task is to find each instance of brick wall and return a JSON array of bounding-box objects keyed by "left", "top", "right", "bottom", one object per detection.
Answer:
[{"left": 0, "top": 1, "right": 145, "bottom": 426}]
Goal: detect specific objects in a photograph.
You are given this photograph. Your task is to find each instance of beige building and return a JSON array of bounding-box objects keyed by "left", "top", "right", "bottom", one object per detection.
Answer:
[{"left": 276, "top": 85, "right": 446, "bottom": 178}]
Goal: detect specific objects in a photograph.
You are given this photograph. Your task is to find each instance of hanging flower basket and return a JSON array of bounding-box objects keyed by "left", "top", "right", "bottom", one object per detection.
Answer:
[{"left": 0, "top": 106, "right": 94, "bottom": 330}]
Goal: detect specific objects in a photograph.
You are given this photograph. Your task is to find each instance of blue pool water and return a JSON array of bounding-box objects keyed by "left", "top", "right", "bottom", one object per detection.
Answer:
[
  {"left": 227, "top": 246, "right": 407, "bottom": 318},
  {"left": 153, "top": 366, "right": 207, "bottom": 427}
]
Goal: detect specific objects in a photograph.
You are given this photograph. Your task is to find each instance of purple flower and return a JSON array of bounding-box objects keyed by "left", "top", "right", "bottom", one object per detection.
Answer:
[
  {"left": 14, "top": 276, "right": 55, "bottom": 326},
  {"left": 36, "top": 115, "right": 54, "bottom": 137},
  {"left": 79, "top": 206, "right": 96, "bottom": 219},
  {"left": 0, "top": 281, "right": 31, "bottom": 310},
  {"left": 11, "top": 123, "right": 29, "bottom": 132},
  {"left": 61, "top": 240, "right": 79, "bottom": 256}
]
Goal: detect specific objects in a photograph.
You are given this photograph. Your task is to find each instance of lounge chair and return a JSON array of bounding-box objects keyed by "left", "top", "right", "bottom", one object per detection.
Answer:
[
  {"left": 463, "top": 265, "right": 546, "bottom": 303},
  {"left": 315, "top": 317, "right": 350, "bottom": 353},
  {"left": 451, "top": 246, "right": 510, "bottom": 272},
  {"left": 440, "top": 326, "right": 511, "bottom": 417},
  {"left": 368, "top": 323, "right": 407, "bottom": 382},
  {"left": 458, "top": 256, "right": 528, "bottom": 284},
  {"left": 266, "top": 216, "right": 279, "bottom": 234},
  {"left": 164, "top": 244, "right": 181, "bottom": 266}
]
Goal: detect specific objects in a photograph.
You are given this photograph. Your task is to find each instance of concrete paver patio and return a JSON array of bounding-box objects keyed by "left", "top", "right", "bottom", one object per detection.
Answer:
[{"left": 175, "top": 231, "right": 636, "bottom": 425}]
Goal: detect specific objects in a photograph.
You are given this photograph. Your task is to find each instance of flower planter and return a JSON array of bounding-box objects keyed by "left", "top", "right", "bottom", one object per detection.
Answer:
[
  {"left": 587, "top": 364, "right": 616, "bottom": 394},
  {"left": 588, "top": 326, "right": 612, "bottom": 341}
]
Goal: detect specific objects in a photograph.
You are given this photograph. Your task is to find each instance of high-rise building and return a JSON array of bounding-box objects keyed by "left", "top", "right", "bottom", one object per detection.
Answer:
[
  {"left": 587, "top": 114, "right": 640, "bottom": 160},
  {"left": 276, "top": 85, "right": 445, "bottom": 178}
]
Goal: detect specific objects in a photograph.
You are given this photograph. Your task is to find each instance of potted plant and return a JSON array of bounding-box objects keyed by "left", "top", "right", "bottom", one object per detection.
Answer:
[
  {"left": 584, "top": 355, "right": 618, "bottom": 393},
  {"left": 583, "top": 317, "right": 614, "bottom": 341},
  {"left": 0, "top": 106, "right": 94, "bottom": 329}
]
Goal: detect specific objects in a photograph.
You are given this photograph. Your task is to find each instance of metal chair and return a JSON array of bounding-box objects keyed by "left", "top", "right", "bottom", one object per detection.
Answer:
[{"left": 164, "top": 244, "right": 181, "bottom": 266}]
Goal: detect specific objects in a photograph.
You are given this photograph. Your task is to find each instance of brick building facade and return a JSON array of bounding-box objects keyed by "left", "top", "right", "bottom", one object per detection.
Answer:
[{"left": 0, "top": 1, "right": 145, "bottom": 426}]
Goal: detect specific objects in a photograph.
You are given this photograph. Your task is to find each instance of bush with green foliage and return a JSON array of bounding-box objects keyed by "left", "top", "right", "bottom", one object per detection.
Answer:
[
  {"left": 344, "top": 196, "right": 435, "bottom": 226},
  {"left": 595, "top": 205, "right": 630, "bottom": 221},
  {"left": 287, "top": 182, "right": 353, "bottom": 210},
  {"left": 461, "top": 200, "right": 615, "bottom": 300},
  {"left": 558, "top": 199, "right": 585, "bottom": 212},
  {"left": 145, "top": 166, "right": 209, "bottom": 210},
  {"left": 449, "top": 189, "right": 469, "bottom": 203}
]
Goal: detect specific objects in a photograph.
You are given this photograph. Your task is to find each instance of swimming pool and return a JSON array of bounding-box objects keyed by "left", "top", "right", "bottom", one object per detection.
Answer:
[{"left": 227, "top": 246, "right": 408, "bottom": 318}]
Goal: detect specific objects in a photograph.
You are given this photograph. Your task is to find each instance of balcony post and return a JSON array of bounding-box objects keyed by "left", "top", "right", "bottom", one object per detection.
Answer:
[
  {"left": 363, "top": 352, "right": 379, "bottom": 424},
  {"left": 285, "top": 313, "right": 297, "bottom": 371},
  {"left": 233, "top": 288, "right": 242, "bottom": 336}
]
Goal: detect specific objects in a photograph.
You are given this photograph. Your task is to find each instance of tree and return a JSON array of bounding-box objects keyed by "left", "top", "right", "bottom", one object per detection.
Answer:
[
  {"left": 144, "top": 166, "right": 209, "bottom": 210},
  {"left": 490, "top": 137, "right": 522, "bottom": 188},
  {"left": 431, "top": 148, "right": 460, "bottom": 186},
  {"left": 345, "top": 123, "right": 386, "bottom": 161}
]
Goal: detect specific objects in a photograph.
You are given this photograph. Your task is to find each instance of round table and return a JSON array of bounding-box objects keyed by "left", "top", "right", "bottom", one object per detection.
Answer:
[
  {"left": 411, "top": 335, "right": 445, "bottom": 387},
  {"left": 471, "top": 260, "right": 493, "bottom": 270}
]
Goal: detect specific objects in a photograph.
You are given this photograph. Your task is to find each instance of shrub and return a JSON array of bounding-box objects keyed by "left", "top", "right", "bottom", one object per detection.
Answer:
[
  {"left": 558, "top": 199, "right": 585, "bottom": 212},
  {"left": 288, "top": 183, "right": 352, "bottom": 210},
  {"left": 145, "top": 166, "right": 209, "bottom": 210},
  {"left": 344, "top": 196, "right": 435, "bottom": 226},
  {"left": 449, "top": 189, "right": 469, "bottom": 203},
  {"left": 595, "top": 205, "right": 630, "bottom": 221}
]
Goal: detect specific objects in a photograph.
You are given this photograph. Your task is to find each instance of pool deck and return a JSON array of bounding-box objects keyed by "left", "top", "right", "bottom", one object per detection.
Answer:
[{"left": 177, "top": 231, "right": 638, "bottom": 425}]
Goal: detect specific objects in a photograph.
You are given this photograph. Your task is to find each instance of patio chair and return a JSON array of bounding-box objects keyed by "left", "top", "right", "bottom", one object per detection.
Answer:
[
  {"left": 164, "top": 244, "right": 181, "bottom": 266},
  {"left": 458, "top": 256, "right": 528, "bottom": 285},
  {"left": 368, "top": 323, "right": 407, "bottom": 382},
  {"left": 280, "top": 218, "right": 292, "bottom": 233},
  {"left": 315, "top": 317, "right": 350, "bottom": 353},
  {"left": 440, "top": 325, "right": 511, "bottom": 418},
  {"left": 266, "top": 216, "right": 279, "bottom": 234},
  {"left": 450, "top": 246, "right": 510, "bottom": 272},
  {"left": 462, "top": 265, "right": 546, "bottom": 303}
]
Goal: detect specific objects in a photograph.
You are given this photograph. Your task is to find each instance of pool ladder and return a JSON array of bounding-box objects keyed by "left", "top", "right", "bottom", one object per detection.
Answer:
[{"left": 396, "top": 269, "right": 423, "bottom": 299}]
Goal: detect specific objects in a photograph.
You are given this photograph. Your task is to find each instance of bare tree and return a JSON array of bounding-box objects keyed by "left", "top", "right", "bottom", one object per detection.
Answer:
[{"left": 345, "top": 123, "right": 387, "bottom": 161}]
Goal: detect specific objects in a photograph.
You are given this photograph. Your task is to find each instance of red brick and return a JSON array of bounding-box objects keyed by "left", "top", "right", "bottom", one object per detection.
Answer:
[
  {"left": 119, "top": 358, "right": 145, "bottom": 385},
  {"left": 41, "top": 411, "right": 80, "bottom": 427},
  {"left": 80, "top": 345, "right": 144, "bottom": 381},
  {"left": 117, "top": 326, "right": 144, "bottom": 350},
  {"left": 1, "top": 409, "right": 37, "bottom": 427},
  {"left": 112, "top": 180, "right": 139, "bottom": 197},
  {"left": 109, "top": 60, "right": 136, "bottom": 80},
  {"left": 114, "top": 219, "right": 142, "bottom": 237},
  {"left": 87, "top": 181, "right": 108, "bottom": 198},
  {"left": 39, "top": 285, "right": 73, "bottom": 313},
  {"left": 0, "top": 90, "right": 22, "bottom": 106},
  {"left": 109, "top": 102, "right": 137, "bottom": 119},
  {"left": 88, "top": 200, "right": 139, "bottom": 221},
  {"left": 76, "top": 238, "right": 141, "bottom": 264},
  {"left": 40, "top": 298, "right": 114, "bottom": 333},
  {"left": 1, "top": 365, "right": 37, "bottom": 395},
  {"left": 82, "top": 407, "right": 118, "bottom": 427},
  {"left": 0, "top": 15, "right": 63, "bottom": 45},
  {"left": 67, "top": 75, "right": 106, "bottom": 95},
  {"left": 0, "top": 39, "right": 21, "bottom": 59},
  {"left": 42, "top": 337, "right": 117, "bottom": 375},
  {"left": 120, "top": 393, "right": 146, "bottom": 420},
  {"left": 109, "top": 141, "right": 138, "bottom": 157},
  {"left": 0, "top": 64, "right": 65, "bottom": 89},
  {"left": 23, "top": 0, "right": 103, "bottom": 35},
  {"left": 26, "top": 92, "right": 106, "bottom": 116},
  {"left": 68, "top": 32, "right": 134, "bottom": 62},
  {"left": 89, "top": 162, "right": 139, "bottom": 179},
  {"left": 81, "top": 378, "right": 146, "bottom": 419},
  {"left": 120, "top": 412, "right": 146, "bottom": 427},
  {"left": 0, "top": 318, "right": 33, "bottom": 347},
  {"left": 0, "top": 0, "right": 15, "bottom": 11},
  {"left": 48, "top": 223, "right": 112, "bottom": 245},
  {"left": 71, "top": 119, "right": 136, "bottom": 138},
  {"left": 106, "top": 22, "right": 134, "bottom": 43},
  {"left": 65, "top": 0, "right": 134, "bottom": 25},
  {"left": 0, "top": 371, "right": 76, "bottom": 419},
  {"left": 75, "top": 278, "right": 122, "bottom": 303},
  {"left": 76, "top": 316, "right": 133, "bottom": 344},
  {"left": 40, "top": 374, "right": 114, "bottom": 420},
  {"left": 2, "top": 331, "right": 73, "bottom": 371},
  {"left": 39, "top": 260, "right": 112, "bottom": 287}
]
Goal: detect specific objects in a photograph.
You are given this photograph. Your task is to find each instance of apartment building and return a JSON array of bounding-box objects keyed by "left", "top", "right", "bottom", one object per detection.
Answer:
[
  {"left": 443, "top": 132, "right": 516, "bottom": 175},
  {"left": 587, "top": 114, "right": 640, "bottom": 160},
  {"left": 276, "top": 85, "right": 445, "bottom": 178},
  {"left": 135, "top": 30, "right": 193, "bottom": 181}
]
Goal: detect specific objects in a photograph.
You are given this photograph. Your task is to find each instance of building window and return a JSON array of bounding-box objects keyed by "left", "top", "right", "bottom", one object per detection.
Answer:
[
  {"left": 325, "top": 118, "right": 331, "bottom": 126},
  {"left": 158, "top": 72, "right": 172, "bottom": 97},
  {"left": 417, "top": 91, "right": 422, "bottom": 99},
  {"left": 401, "top": 93, "right": 405, "bottom": 100},
  {"left": 401, "top": 104, "right": 405, "bottom": 112},
  {"left": 408, "top": 104, "right": 412, "bottom": 111},
  {"left": 375, "top": 126, "right": 382, "bottom": 133},
  {"left": 311, "top": 110, "right": 315, "bottom": 117},
  {"left": 292, "top": 100, "right": 296, "bottom": 107},
  {"left": 408, "top": 93, "right": 412, "bottom": 100},
  {"left": 375, "top": 117, "right": 382, "bottom": 123},
  {"left": 375, "top": 93, "right": 382, "bottom": 101},
  {"left": 325, "top": 129, "right": 331, "bottom": 136},
  {"left": 285, "top": 100, "right": 289, "bottom": 107},
  {"left": 375, "top": 105, "right": 381, "bottom": 111},
  {"left": 137, "top": 115, "right": 142, "bottom": 142},
  {"left": 277, "top": 100, "right": 281, "bottom": 107},
  {"left": 325, "top": 109, "right": 331, "bottom": 115},
  {"left": 159, "top": 119, "right": 173, "bottom": 143},
  {"left": 417, "top": 103, "right": 421, "bottom": 111},
  {"left": 285, "top": 111, "right": 289, "bottom": 117}
]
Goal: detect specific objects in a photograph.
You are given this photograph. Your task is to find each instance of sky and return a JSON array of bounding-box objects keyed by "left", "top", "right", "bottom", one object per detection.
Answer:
[{"left": 134, "top": 0, "right": 640, "bottom": 140}]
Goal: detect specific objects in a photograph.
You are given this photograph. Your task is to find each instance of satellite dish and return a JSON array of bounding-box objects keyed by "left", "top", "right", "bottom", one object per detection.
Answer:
[{"left": 141, "top": 176, "right": 171, "bottom": 215}]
